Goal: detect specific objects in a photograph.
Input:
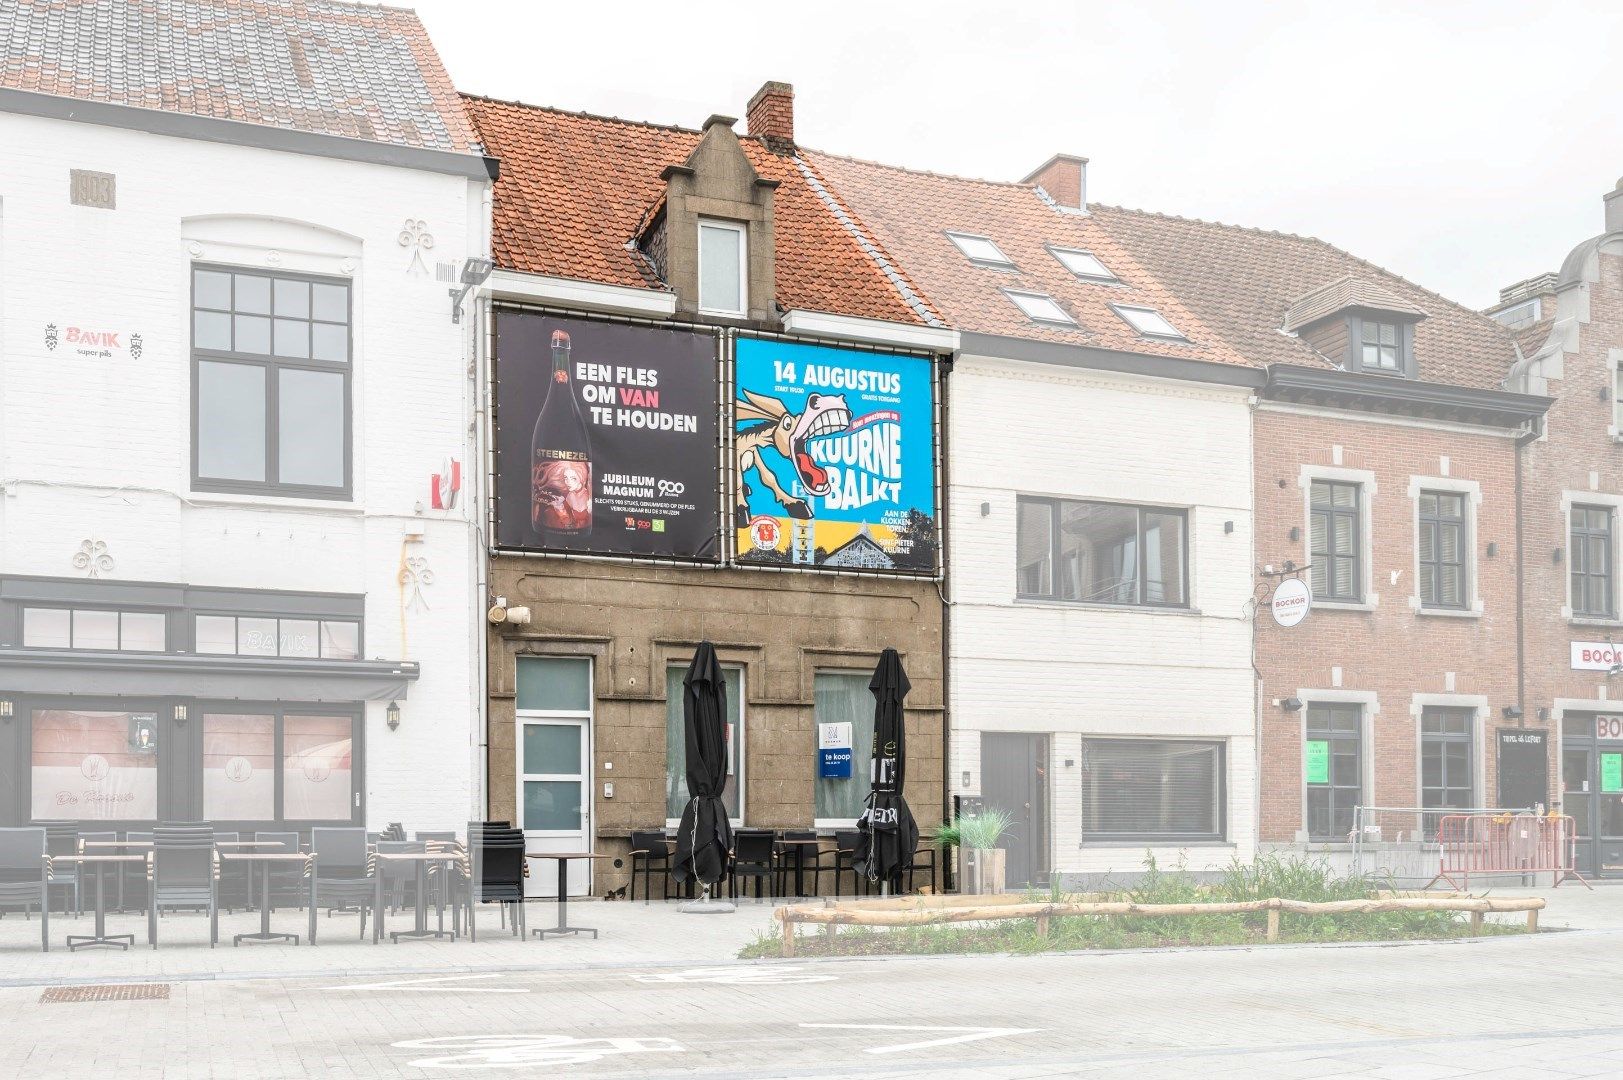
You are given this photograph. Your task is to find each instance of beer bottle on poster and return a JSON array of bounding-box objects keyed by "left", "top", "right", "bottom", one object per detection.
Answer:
[{"left": 531, "top": 329, "right": 593, "bottom": 537}]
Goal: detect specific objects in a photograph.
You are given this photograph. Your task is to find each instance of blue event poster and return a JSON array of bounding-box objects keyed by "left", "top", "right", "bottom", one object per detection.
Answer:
[{"left": 733, "top": 337, "right": 936, "bottom": 572}]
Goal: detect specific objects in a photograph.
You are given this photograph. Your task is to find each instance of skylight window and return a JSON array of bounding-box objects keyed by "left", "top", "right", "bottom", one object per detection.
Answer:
[
  {"left": 1112, "top": 304, "right": 1185, "bottom": 340},
  {"left": 1005, "top": 290, "right": 1075, "bottom": 325},
  {"left": 1049, "top": 246, "right": 1117, "bottom": 283},
  {"left": 946, "top": 232, "right": 1014, "bottom": 268}
]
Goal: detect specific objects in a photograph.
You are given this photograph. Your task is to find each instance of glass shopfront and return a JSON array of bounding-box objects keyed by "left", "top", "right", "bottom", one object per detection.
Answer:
[{"left": 1562, "top": 713, "right": 1623, "bottom": 877}]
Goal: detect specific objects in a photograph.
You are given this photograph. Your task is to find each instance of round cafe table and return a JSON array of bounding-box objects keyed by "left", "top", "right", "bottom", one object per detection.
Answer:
[{"left": 525, "top": 852, "right": 610, "bottom": 939}]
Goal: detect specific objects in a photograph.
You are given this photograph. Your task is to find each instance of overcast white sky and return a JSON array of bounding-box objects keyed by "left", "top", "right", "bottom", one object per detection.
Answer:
[{"left": 416, "top": 0, "right": 1623, "bottom": 311}]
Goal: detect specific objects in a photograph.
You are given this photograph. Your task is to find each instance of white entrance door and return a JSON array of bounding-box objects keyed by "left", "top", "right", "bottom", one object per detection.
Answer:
[{"left": 519, "top": 717, "right": 591, "bottom": 897}]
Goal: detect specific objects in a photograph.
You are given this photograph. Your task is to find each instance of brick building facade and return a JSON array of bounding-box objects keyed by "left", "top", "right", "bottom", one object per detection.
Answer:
[{"left": 1505, "top": 179, "right": 1623, "bottom": 876}]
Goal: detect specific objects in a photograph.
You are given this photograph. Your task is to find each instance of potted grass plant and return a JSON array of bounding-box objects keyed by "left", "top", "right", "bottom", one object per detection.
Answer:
[{"left": 929, "top": 809, "right": 1012, "bottom": 895}]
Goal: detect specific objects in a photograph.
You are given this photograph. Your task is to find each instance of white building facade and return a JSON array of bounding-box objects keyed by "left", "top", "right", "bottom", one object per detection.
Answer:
[
  {"left": 947, "top": 351, "right": 1258, "bottom": 885},
  {"left": 0, "top": 5, "right": 493, "bottom": 835}
]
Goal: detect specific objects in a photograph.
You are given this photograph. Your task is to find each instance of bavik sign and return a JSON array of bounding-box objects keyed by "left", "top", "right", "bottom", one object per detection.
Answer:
[
  {"left": 493, "top": 312, "right": 720, "bottom": 559},
  {"left": 733, "top": 337, "right": 936, "bottom": 572}
]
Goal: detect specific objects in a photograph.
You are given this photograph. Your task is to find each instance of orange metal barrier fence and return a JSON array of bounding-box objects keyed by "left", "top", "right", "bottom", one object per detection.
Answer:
[{"left": 1428, "top": 812, "right": 1590, "bottom": 891}]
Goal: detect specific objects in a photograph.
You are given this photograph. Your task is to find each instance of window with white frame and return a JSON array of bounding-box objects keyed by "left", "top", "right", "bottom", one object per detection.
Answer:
[
  {"left": 698, "top": 219, "right": 747, "bottom": 315},
  {"left": 665, "top": 663, "right": 744, "bottom": 822},
  {"left": 813, "top": 672, "right": 876, "bottom": 823},
  {"left": 1418, "top": 491, "right": 1469, "bottom": 609},
  {"left": 946, "top": 231, "right": 1014, "bottom": 268},
  {"left": 192, "top": 266, "right": 351, "bottom": 497},
  {"left": 1048, "top": 246, "right": 1117, "bottom": 283},
  {"left": 1111, "top": 304, "right": 1186, "bottom": 340},
  {"left": 1004, "top": 289, "right": 1076, "bottom": 326}
]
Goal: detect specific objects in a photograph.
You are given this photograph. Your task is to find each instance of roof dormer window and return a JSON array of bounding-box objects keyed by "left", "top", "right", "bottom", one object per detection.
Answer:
[
  {"left": 1112, "top": 304, "right": 1186, "bottom": 341},
  {"left": 1049, "top": 246, "right": 1117, "bottom": 283},
  {"left": 698, "top": 219, "right": 748, "bottom": 316},
  {"left": 1004, "top": 289, "right": 1075, "bottom": 326},
  {"left": 947, "top": 232, "right": 1015, "bottom": 269},
  {"left": 1359, "top": 319, "right": 1401, "bottom": 372}
]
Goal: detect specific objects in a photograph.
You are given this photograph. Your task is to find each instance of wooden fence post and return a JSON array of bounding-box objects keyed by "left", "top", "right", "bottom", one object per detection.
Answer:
[
  {"left": 1266, "top": 903, "right": 1280, "bottom": 943},
  {"left": 781, "top": 913, "right": 795, "bottom": 958},
  {"left": 1035, "top": 914, "right": 1049, "bottom": 940},
  {"left": 1526, "top": 908, "right": 1539, "bottom": 934},
  {"left": 1469, "top": 911, "right": 1483, "bottom": 937}
]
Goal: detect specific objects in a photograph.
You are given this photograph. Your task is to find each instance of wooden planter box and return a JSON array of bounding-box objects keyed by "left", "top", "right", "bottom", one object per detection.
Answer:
[{"left": 961, "top": 847, "right": 1006, "bottom": 895}]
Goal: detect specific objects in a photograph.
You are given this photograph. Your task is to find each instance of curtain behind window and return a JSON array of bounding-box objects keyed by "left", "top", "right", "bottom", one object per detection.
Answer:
[{"left": 814, "top": 672, "right": 876, "bottom": 820}]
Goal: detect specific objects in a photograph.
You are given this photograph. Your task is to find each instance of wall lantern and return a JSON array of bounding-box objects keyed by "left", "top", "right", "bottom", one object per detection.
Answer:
[
  {"left": 1554, "top": 547, "right": 1564, "bottom": 564},
  {"left": 0, "top": 700, "right": 11, "bottom": 722},
  {"left": 173, "top": 704, "right": 188, "bottom": 724},
  {"left": 1486, "top": 542, "right": 1498, "bottom": 558},
  {"left": 386, "top": 700, "right": 402, "bottom": 732},
  {"left": 449, "top": 256, "right": 495, "bottom": 324},
  {"left": 1288, "top": 526, "right": 1301, "bottom": 542},
  {"left": 1502, "top": 705, "right": 1524, "bottom": 720},
  {"left": 1280, "top": 697, "right": 1304, "bottom": 712}
]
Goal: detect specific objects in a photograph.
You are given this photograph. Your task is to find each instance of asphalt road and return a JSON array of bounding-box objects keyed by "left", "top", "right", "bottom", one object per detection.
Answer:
[{"left": 5, "top": 928, "right": 1621, "bottom": 1078}]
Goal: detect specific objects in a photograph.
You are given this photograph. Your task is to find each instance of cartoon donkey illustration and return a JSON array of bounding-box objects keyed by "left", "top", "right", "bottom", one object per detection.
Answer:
[{"left": 734, "top": 389, "right": 852, "bottom": 528}]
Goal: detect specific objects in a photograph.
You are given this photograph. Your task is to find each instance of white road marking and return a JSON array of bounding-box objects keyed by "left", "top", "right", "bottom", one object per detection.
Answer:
[
  {"left": 393, "top": 1034, "right": 683, "bottom": 1069},
  {"left": 799, "top": 1023, "right": 1040, "bottom": 1055},
  {"left": 322, "top": 973, "right": 529, "bottom": 994},
  {"left": 629, "top": 965, "right": 837, "bottom": 985}
]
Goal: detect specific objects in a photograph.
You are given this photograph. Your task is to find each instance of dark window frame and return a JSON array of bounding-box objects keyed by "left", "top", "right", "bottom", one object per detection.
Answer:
[
  {"left": 1080, "top": 738, "right": 1226, "bottom": 842},
  {"left": 1309, "top": 479, "right": 1363, "bottom": 603},
  {"left": 190, "top": 263, "right": 354, "bottom": 500},
  {"left": 1571, "top": 504, "right": 1615, "bottom": 618},
  {"left": 1420, "top": 707, "right": 1475, "bottom": 829},
  {"left": 191, "top": 613, "right": 362, "bottom": 661},
  {"left": 197, "top": 703, "right": 365, "bottom": 826},
  {"left": 1014, "top": 495, "right": 1190, "bottom": 608},
  {"left": 1347, "top": 315, "right": 1416, "bottom": 378},
  {"left": 1418, "top": 490, "right": 1470, "bottom": 610},
  {"left": 20, "top": 606, "right": 168, "bottom": 652},
  {"left": 1306, "top": 703, "right": 1363, "bottom": 841}
]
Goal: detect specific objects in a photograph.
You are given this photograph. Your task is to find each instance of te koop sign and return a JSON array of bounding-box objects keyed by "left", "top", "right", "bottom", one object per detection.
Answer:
[{"left": 1571, "top": 641, "right": 1623, "bottom": 671}]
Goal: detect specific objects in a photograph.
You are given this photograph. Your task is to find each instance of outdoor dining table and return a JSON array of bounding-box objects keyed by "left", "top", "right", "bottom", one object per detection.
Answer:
[
  {"left": 777, "top": 838, "right": 824, "bottom": 898},
  {"left": 55, "top": 853, "right": 143, "bottom": 951},
  {"left": 374, "top": 851, "right": 462, "bottom": 944},
  {"left": 525, "top": 852, "right": 610, "bottom": 939},
  {"left": 219, "top": 851, "right": 309, "bottom": 946}
]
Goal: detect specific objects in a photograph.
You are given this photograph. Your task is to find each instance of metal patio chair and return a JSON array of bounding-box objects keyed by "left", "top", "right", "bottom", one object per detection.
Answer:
[
  {"left": 148, "top": 825, "right": 220, "bottom": 949},
  {"left": 0, "top": 828, "right": 51, "bottom": 952},
  {"left": 628, "top": 830, "right": 674, "bottom": 904},
  {"left": 307, "top": 828, "right": 378, "bottom": 944}
]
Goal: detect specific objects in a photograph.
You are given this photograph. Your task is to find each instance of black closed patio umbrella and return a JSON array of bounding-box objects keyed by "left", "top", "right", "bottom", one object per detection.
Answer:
[
  {"left": 673, "top": 641, "right": 733, "bottom": 901},
  {"left": 854, "top": 647, "right": 919, "bottom": 893}
]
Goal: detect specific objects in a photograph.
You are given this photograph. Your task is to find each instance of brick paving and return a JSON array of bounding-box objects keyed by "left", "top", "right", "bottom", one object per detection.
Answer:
[{"left": 0, "top": 887, "right": 1618, "bottom": 1076}]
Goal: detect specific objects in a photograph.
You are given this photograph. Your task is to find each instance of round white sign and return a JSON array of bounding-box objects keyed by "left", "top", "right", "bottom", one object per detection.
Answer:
[{"left": 1270, "top": 577, "right": 1312, "bottom": 628}]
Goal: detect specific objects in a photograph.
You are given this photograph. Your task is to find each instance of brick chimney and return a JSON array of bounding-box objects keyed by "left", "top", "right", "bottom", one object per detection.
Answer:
[
  {"left": 746, "top": 81, "right": 795, "bottom": 150},
  {"left": 1022, "top": 153, "right": 1089, "bottom": 211},
  {"left": 1607, "top": 176, "right": 1623, "bottom": 235}
]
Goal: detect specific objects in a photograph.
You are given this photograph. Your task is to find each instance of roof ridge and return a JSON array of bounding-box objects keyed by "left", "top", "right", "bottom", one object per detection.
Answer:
[
  {"left": 458, "top": 92, "right": 705, "bottom": 137},
  {"left": 1094, "top": 203, "right": 1512, "bottom": 335},
  {"left": 803, "top": 145, "right": 1030, "bottom": 190}
]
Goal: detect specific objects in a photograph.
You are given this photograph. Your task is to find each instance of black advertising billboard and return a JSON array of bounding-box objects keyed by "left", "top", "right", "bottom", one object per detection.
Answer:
[{"left": 494, "top": 311, "right": 720, "bottom": 559}]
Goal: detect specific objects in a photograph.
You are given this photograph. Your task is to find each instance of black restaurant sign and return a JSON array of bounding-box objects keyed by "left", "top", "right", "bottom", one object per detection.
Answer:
[{"left": 493, "top": 312, "right": 720, "bottom": 559}]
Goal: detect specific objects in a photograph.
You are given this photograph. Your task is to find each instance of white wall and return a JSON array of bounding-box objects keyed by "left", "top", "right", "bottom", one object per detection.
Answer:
[
  {"left": 0, "top": 111, "right": 486, "bottom": 831},
  {"left": 948, "top": 354, "right": 1257, "bottom": 873}
]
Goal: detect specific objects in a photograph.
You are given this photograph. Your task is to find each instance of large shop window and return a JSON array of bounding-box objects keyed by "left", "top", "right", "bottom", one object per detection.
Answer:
[
  {"left": 201, "top": 710, "right": 357, "bottom": 822},
  {"left": 1305, "top": 704, "right": 1363, "bottom": 840},
  {"left": 1310, "top": 480, "right": 1363, "bottom": 602},
  {"left": 194, "top": 615, "right": 359, "bottom": 659},
  {"left": 192, "top": 266, "right": 351, "bottom": 498},
  {"left": 1420, "top": 708, "right": 1474, "bottom": 830},
  {"left": 665, "top": 664, "right": 744, "bottom": 823},
  {"left": 22, "top": 608, "right": 165, "bottom": 651},
  {"left": 1571, "top": 505, "right": 1614, "bottom": 618},
  {"left": 1080, "top": 739, "right": 1224, "bottom": 841},
  {"left": 813, "top": 672, "right": 877, "bottom": 823},
  {"left": 31, "top": 709, "right": 160, "bottom": 820},
  {"left": 1418, "top": 492, "right": 1469, "bottom": 609},
  {"left": 1016, "top": 497, "right": 1188, "bottom": 607}
]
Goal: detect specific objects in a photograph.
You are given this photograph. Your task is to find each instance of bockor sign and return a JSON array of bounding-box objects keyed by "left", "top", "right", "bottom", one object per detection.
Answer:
[
  {"left": 1572, "top": 641, "right": 1623, "bottom": 671},
  {"left": 1270, "top": 577, "right": 1312, "bottom": 628}
]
